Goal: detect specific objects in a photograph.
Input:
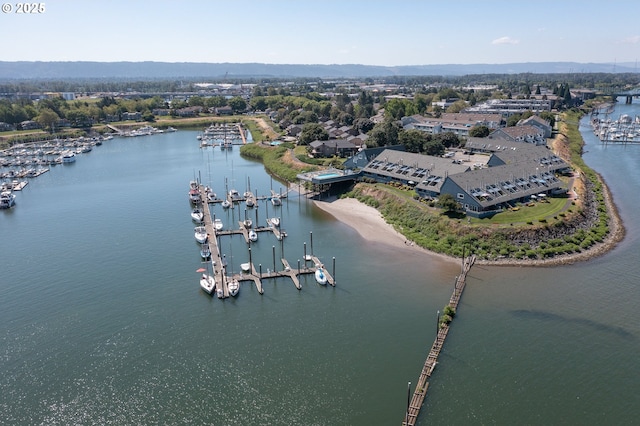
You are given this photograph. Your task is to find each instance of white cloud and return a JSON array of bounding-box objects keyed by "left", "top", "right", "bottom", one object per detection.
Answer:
[
  {"left": 619, "top": 35, "right": 640, "bottom": 44},
  {"left": 491, "top": 36, "right": 519, "bottom": 45}
]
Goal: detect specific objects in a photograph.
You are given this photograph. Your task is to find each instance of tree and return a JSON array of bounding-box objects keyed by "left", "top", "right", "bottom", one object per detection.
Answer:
[
  {"left": 398, "top": 129, "right": 428, "bottom": 153},
  {"left": 353, "top": 117, "right": 374, "bottom": 134},
  {"left": 434, "top": 132, "right": 460, "bottom": 148},
  {"left": 445, "top": 100, "right": 468, "bottom": 113},
  {"left": 540, "top": 111, "right": 555, "bottom": 128},
  {"left": 227, "top": 96, "right": 246, "bottom": 113},
  {"left": 35, "top": 108, "right": 59, "bottom": 132},
  {"left": 385, "top": 98, "right": 417, "bottom": 120},
  {"left": 298, "top": 123, "right": 329, "bottom": 145},
  {"left": 250, "top": 96, "right": 268, "bottom": 112},
  {"left": 205, "top": 96, "right": 227, "bottom": 108},
  {"left": 437, "top": 193, "right": 461, "bottom": 213},
  {"left": 468, "top": 125, "right": 490, "bottom": 138},
  {"left": 367, "top": 120, "right": 401, "bottom": 147},
  {"left": 507, "top": 113, "right": 522, "bottom": 127},
  {"left": 423, "top": 139, "right": 445, "bottom": 156},
  {"left": 188, "top": 96, "right": 205, "bottom": 107},
  {"left": 414, "top": 93, "right": 434, "bottom": 114}
]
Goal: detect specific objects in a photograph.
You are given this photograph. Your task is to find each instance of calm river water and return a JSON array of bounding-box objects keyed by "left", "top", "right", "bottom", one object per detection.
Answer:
[{"left": 1, "top": 103, "right": 639, "bottom": 425}]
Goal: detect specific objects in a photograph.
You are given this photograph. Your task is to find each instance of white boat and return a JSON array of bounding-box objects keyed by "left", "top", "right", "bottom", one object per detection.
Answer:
[
  {"left": 248, "top": 229, "right": 258, "bottom": 242},
  {"left": 270, "top": 217, "right": 280, "bottom": 227},
  {"left": 315, "top": 265, "right": 328, "bottom": 285},
  {"left": 198, "top": 263, "right": 216, "bottom": 295},
  {"left": 204, "top": 186, "right": 218, "bottom": 202},
  {"left": 214, "top": 218, "right": 224, "bottom": 231},
  {"left": 228, "top": 278, "right": 239, "bottom": 297},
  {"left": 0, "top": 190, "right": 16, "bottom": 209},
  {"left": 207, "top": 192, "right": 218, "bottom": 203},
  {"left": 194, "top": 226, "right": 208, "bottom": 243},
  {"left": 243, "top": 218, "right": 253, "bottom": 229},
  {"left": 165, "top": 126, "right": 177, "bottom": 132},
  {"left": 221, "top": 199, "right": 230, "bottom": 208},
  {"left": 240, "top": 262, "right": 251, "bottom": 272},
  {"left": 191, "top": 207, "right": 204, "bottom": 223},
  {"left": 270, "top": 195, "right": 281, "bottom": 206},
  {"left": 199, "top": 272, "right": 216, "bottom": 295},
  {"left": 245, "top": 197, "right": 255, "bottom": 208},
  {"left": 61, "top": 151, "right": 76, "bottom": 163},
  {"left": 200, "top": 243, "right": 211, "bottom": 259},
  {"left": 229, "top": 189, "right": 239, "bottom": 199}
]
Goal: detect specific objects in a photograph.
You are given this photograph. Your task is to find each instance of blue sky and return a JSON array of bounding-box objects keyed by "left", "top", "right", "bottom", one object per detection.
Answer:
[{"left": 1, "top": 0, "right": 639, "bottom": 65}]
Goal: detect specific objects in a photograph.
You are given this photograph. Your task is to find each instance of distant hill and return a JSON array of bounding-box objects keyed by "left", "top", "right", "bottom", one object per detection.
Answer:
[{"left": 0, "top": 61, "right": 634, "bottom": 80}]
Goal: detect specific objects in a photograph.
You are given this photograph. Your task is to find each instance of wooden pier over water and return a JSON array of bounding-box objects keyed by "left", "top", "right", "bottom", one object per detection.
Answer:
[
  {"left": 198, "top": 185, "right": 335, "bottom": 297},
  {"left": 403, "top": 254, "right": 476, "bottom": 426}
]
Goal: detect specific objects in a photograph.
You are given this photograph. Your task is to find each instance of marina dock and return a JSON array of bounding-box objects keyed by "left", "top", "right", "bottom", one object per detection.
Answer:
[
  {"left": 231, "top": 254, "right": 333, "bottom": 293},
  {"left": 403, "top": 255, "right": 476, "bottom": 426},
  {"left": 198, "top": 184, "right": 335, "bottom": 298}
]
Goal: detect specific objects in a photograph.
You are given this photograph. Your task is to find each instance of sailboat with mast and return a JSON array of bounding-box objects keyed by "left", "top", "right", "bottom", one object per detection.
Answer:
[
  {"left": 227, "top": 242, "right": 239, "bottom": 297},
  {"left": 198, "top": 262, "right": 216, "bottom": 295}
]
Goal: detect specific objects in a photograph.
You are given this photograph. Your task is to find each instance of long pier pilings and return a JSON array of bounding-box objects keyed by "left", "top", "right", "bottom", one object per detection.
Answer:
[{"left": 403, "top": 255, "right": 476, "bottom": 426}]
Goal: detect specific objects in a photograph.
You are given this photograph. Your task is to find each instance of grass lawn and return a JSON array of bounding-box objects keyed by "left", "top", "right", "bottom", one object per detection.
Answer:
[{"left": 471, "top": 196, "right": 572, "bottom": 225}]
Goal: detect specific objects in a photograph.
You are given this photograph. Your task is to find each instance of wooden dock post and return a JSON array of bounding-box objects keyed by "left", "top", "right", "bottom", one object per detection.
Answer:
[
  {"left": 332, "top": 256, "right": 336, "bottom": 284},
  {"left": 272, "top": 245, "right": 276, "bottom": 272}
]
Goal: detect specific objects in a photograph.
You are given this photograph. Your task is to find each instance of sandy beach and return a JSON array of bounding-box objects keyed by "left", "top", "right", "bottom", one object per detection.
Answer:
[{"left": 313, "top": 197, "right": 459, "bottom": 264}]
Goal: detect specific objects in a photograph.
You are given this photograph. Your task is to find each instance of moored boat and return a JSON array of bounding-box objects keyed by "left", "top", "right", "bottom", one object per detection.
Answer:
[
  {"left": 191, "top": 207, "right": 204, "bottom": 223},
  {"left": 269, "top": 217, "right": 280, "bottom": 227},
  {"left": 200, "top": 243, "right": 211, "bottom": 259},
  {"left": 214, "top": 218, "right": 224, "bottom": 232},
  {"left": 0, "top": 190, "right": 16, "bottom": 209},
  {"left": 194, "top": 226, "right": 208, "bottom": 243},
  {"left": 228, "top": 278, "right": 239, "bottom": 297},
  {"left": 62, "top": 151, "right": 76, "bottom": 163},
  {"left": 189, "top": 187, "right": 202, "bottom": 203},
  {"left": 270, "top": 195, "right": 281, "bottom": 206},
  {"left": 248, "top": 229, "right": 258, "bottom": 242},
  {"left": 199, "top": 272, "right": 216, "bottom": 295},
  {"left": 314, "top": 264, "right": 328, "bottom": 285}
]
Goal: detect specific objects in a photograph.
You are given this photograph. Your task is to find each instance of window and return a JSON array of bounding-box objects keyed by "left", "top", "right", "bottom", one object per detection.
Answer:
[{"left": 457, "top": 193, "right": 465, "bottom": 199}]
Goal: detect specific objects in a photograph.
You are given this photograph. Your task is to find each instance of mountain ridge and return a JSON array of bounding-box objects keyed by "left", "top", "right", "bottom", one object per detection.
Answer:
[{"left": 0, "top": 61, "right": 634, "bottom": 80}]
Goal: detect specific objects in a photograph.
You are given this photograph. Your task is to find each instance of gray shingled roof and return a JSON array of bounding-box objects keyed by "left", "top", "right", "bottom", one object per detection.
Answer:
[
  {"left": 362, "top": 149, "right": 469, "bottom": 191},
  {"left": 446, "top": 163, "right": 564, "bottom": 208}
]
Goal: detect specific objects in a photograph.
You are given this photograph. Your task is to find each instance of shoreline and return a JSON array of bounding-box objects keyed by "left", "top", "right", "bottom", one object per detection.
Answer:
[{"left": 312, "top": 173, "right": 625, "bottom": 267}]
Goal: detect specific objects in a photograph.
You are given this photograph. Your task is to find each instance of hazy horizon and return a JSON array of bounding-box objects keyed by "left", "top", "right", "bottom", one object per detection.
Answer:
[{"left": 1, "top": 0, "right": 638, "bottom": 66}]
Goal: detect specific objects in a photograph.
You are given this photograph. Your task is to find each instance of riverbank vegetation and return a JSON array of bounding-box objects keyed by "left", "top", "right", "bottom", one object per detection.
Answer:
[{"left": 240, "top": 142, "right": 317, "bottom": 182}]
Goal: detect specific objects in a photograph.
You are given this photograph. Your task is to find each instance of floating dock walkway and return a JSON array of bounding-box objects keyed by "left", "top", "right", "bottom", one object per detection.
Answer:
[
  {"left": 199, "top": 184, "right": 335, "bottom": 298},
  {"left": 403, "top": 255, "right": 476, "bottom": 426}
]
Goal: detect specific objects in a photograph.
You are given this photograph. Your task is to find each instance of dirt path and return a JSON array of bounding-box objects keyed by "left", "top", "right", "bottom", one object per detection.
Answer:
[{"left": 251, "top": 117, "right": 279, "bottom": 140}]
